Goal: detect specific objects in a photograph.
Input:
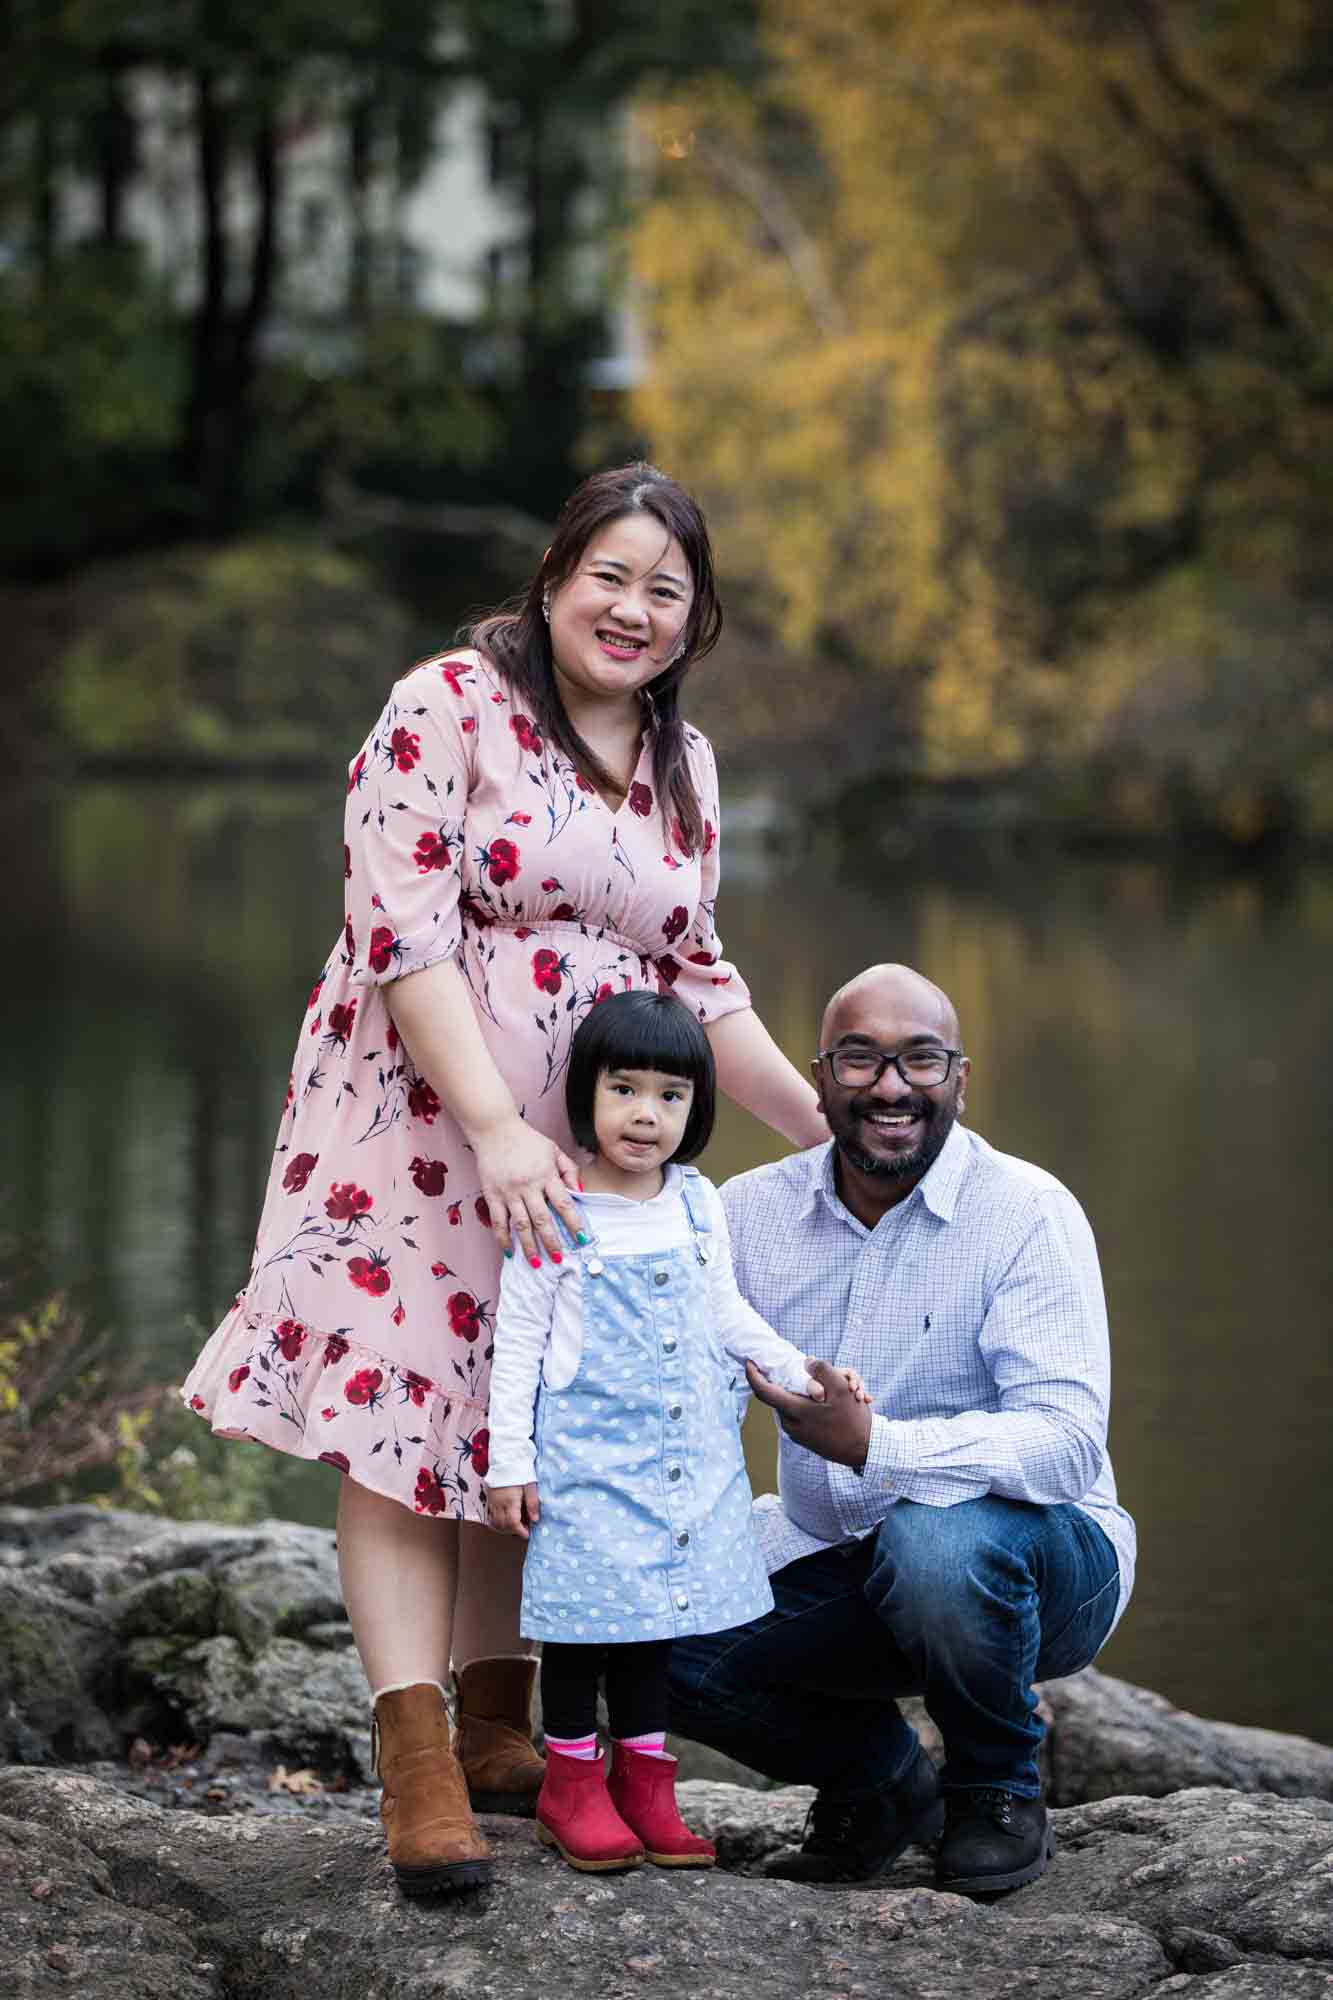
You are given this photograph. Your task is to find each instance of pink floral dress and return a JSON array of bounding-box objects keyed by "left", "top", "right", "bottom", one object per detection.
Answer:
[{"left": 181, "top": 651, "right": 751, "bottom": 1522}]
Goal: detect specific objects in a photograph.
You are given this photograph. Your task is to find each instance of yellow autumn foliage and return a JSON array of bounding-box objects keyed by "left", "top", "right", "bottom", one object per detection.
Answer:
[{"left": 630, "top": 0, "right": 1332, "bottom": 834}]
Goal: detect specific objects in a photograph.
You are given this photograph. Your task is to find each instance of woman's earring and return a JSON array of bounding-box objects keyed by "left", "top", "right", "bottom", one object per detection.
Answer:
[{"left": 541, "top": 589, "right": 551, "bottom": 623}]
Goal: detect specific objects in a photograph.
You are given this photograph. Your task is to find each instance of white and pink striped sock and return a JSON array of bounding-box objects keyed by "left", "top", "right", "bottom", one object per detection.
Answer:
[
  {"left": 545, "top": 1732, "right": 600, "bottom": 1761},
  {"left": 615, "top": 1731, "right": 670, "bottom": 1760}
]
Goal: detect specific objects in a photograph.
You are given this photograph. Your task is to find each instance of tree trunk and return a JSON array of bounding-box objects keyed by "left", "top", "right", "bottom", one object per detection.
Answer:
[{"left": 180, "top": 69, "right": 231, "bottom": 527}]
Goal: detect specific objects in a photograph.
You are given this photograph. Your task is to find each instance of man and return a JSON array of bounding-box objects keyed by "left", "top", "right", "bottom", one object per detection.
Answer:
[{"left": 669, "top": 963, "right": 1134, "bottom": 1896}]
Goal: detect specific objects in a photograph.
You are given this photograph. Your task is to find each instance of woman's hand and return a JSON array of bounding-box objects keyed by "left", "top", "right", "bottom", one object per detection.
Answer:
[
  {"left": 474, "top": 1113, "right": 584, "bottom": 1265},
  {"left": 487, "top": 1481, "right": 541, "bottom": 1539}
]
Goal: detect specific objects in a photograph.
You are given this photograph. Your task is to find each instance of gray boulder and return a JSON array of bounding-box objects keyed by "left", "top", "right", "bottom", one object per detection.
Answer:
[{"left": 4, "top": 1767, "right": 1333, "bottom": 2000}]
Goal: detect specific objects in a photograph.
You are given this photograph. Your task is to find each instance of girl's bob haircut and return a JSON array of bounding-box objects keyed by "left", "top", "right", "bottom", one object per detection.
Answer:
[{"left": 566, "top": 991, "right": 716, "bottom": 1165}]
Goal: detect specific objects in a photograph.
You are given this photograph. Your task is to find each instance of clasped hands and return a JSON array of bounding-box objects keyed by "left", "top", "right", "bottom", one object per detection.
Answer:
[{"left": 748, "top": 1357, "right": 875, "bottom": 1470}]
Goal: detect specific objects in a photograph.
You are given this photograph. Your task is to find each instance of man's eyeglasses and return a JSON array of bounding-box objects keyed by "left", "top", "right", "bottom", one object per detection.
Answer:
[{"left": 816, "top": 1045, "right": 964, "bottom": 1089}]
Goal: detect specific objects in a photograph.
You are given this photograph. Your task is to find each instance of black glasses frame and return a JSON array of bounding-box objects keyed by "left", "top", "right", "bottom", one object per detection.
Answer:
[{"left": 815, "top": 1046, "right": 964, "bottom": 1089}]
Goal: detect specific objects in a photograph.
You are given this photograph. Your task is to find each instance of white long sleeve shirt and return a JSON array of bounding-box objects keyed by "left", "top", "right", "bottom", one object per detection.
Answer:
[{"left": 486, "top": 1166, "right": 816, "bottom": 1490}]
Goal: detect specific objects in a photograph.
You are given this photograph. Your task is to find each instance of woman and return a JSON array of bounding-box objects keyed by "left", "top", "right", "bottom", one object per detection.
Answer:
[{"left": 182, "top": 462, "right": 827, "bottom": 1893}]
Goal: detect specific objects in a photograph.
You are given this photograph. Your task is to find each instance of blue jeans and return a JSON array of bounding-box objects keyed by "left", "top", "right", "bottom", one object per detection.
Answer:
[{"left": 668, "top": 1496, "right": 1120, "bottom": 1800}]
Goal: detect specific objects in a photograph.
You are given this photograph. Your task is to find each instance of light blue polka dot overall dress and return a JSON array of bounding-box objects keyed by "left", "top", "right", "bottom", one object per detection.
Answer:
[{"left": 520, "top": 1168, "right": 775, "bottom": 1644}]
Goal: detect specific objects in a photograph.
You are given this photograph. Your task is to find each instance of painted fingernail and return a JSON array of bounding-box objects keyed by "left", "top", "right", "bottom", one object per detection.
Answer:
[
  {"left": 576, "top": 1231, "right": 589, "bottom": 1245},
  {"left": 551, "top": 1251, "right": 563, "bottom": 1264},
  {"left": 578, "top": 1181, "right": 585, "bottom": 1191},
  {"left": 530, "top": 1256, "right": 541, "bottom": 1268},
  {"left": 504, "top": 1249, "right": 513, "bottom": 1260}
]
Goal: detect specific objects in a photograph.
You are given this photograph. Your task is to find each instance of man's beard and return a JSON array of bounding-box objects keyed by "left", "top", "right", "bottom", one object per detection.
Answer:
[{"left": 835, "top": 1096, "right": 958, "bottom": 1183}]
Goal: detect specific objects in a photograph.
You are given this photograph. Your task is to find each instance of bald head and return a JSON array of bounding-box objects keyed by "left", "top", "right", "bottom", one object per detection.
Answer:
[{"left": 819, "top": 964, "right": 960, "bottom": 1052}]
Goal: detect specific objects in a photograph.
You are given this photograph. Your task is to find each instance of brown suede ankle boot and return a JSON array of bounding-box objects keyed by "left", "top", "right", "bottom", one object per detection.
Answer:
[
  {"left": 454, "top": 1655, "right": 546, "bottom": 1816},
  {"left": 374, "top": 1682, "right": 492, "bottom": 1895}
]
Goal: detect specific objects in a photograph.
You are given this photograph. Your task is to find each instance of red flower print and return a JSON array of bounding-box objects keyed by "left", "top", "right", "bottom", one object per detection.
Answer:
[
  {"left": 532, "top": 948, "right": 564, "bottom": 996},
  {"left": 469, "top": 1428, "right": 490, "bottom": 1477},
  {"left": 283, "top": 1152, "right": 319, "bottom": 1193},
  {"left": 344, "top": 916, "right": 355, "bottom": 959},
  {"left": 390, "top": 725, "right": 421, "bottom": 772},
  {"left": 284, "top": 1073, "right": 294, "bottom": 1112},
  {"left": 346, "top": 751, "right": 366, "bottom": 795},
  {"left": 274, "top": 1319, "right": 307, "bottom": 1361},
  {"left": 687, "top": 949, "right": 718, "bottom": 966},
  {"left": 658, "top": 957, "right": 680, "bottom": 987},
  {"left": 514, "top": 926, "right": 534, "bottom": 941},
  {"left": 327, "top": 1000, "right": 357, "bottom": 1046},
  {"left": 672, "top": 818, "right": 693, "bottom": 855},
  {"left": 345, "top": 1366, "right": 384, "bottom": 1405},
  {"left": 324, "top": 1335, "right": 350, "bottom": 1365},
  {"left": 441, "top": 664, "right": 468, "bottom": 696},
  {"left": 415, "top": 1466, "right": 448, "bottom": 1515},
  {"left": 320, "top": 1451, "right": 351, "bottom": 1474},
  {"left": 410, "top": 1156, "right": 448, "bottom": 1197},
  {"left": 228, "top": 1365, "right": 250, "bottom": 1393},
  {"left": 309, "top": 1012, "right": 322, "bottom": 1037},
  {"left": 575, "top": 774, "right": 595, "bottom": 793},
  {"left": 386, "top": 1021, "right": 399, "bottom": 1052},
  {"left": 414, "top": 829, "right": 452, "bottom": 874},
  {"left": 663, "top": 906, "right": 689, "bottom": 945},
  {"left": 307, "top": 978, "right": 324, "bottom": 1012},
  {"left": 475, "top": 1195, "right": 492, "bottom": 1229},
  {"left": 460, "top": 891, "right": 493, "bottom": 929},
  {"left": 628, "top": 781, "right": 653, "bottom": 817},
  {"left": 703, "top": 819, "right": 716, "bottom": 855},
  {"left": 662, "top": 852, "right": 682, "bottom": 871},
  {"left": 401, "top": 1370, "right": 432, "bottom": 1408},
  {"left": 408, "top": 1077, "right": 441, "bottom": 1123},
  {"left": 189, "top": 1394, "right": 206, "bottom": 1411},
  {"left": 482, "top": 837, "right": 520, "bottom": 885},
  {"left": 507, "top": 812, "right": 532, "bottom": 826},
  {"left": 541, "top": 877, "right": 561, "bottom": 893},
  {"left": 343, "top": 843, "right": 352, "bottom": 880},
  {"left": 430, "top": 1261, "right": 451, "bottom": 1278},
  {"left": 447, "top": 1201, "right": 462, "bottom": 1225},
  {"left": 347, "top": 1255, "right": 392, "bottom": 1298},
  {"left": 551, "top": 901, "right": 578, "bottom": 922},
  {"left": 593, "top": 982, "right": 613, "bottom": 1005},
  {"left": 448, "top": 1292, "right": 484, "bottom": 1342},
  {"left": 510, "top": 714, "right": 544, "bottom": 756},
  {"left": 319, "top": 1408, "right": 336, "bottom": 1422},
  {"left": 391, "top": 1301, "right": 405, "bottom": 1327},
  {"left": 461, "top": 716, "right": 476, "bottom": 734},
  {"left": 325, "top": 1181, "right": 373, "bottom": 1222},
  {"left": 368, "top": 926, "right": 398, "bottom": 975}
]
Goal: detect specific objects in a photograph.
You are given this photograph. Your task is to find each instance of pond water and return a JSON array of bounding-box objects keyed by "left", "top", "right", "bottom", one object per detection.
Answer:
[{"left": 4, "top": 776, "right": 1331, "bottom": 1746}]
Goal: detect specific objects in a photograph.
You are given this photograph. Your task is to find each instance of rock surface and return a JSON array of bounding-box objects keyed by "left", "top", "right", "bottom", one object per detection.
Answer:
[
  {"left": 3, "top": 1504, "right": 1331, "bottom": 1815},
  {"left": 3, "top": 1767, "right": 1332, "bottom": 2000}
]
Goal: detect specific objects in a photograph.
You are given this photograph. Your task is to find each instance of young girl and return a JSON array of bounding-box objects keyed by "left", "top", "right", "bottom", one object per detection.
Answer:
[{"left": 486, "top": 990, "right": 868, "bottom": 1874}]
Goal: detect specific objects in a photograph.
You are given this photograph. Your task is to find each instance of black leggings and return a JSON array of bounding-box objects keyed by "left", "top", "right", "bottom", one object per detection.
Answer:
[{"left": 541, "top": 1639, "right": 672, "bottom": 1742}]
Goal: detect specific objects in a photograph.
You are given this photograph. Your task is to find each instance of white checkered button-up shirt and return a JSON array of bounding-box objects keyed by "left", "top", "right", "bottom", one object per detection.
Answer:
[{"left": 722, "top": 1123, "right": 1136, "bottom": 1630}]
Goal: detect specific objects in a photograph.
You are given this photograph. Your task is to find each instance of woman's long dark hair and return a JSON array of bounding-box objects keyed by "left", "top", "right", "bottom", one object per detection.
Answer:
[{"left": 466, "top": 463, "right": 723, "bottom": 853}]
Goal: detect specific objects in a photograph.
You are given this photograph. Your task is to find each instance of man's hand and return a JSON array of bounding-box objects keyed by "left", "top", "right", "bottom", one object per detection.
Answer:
[
  {"left": 487, "top": 1481, "right": 541, "bottom": 1538},
  {"left": 747, "top": 1358, "right": 873, "bottom": 1469}
]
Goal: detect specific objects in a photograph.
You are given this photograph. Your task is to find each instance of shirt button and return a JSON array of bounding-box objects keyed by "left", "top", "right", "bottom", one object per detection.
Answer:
[
  {"left": 662, "top": 1336, "right": 677, "bottom": 1353},
  {"left": 676, "top": 1531, "right": 690, "bottom": 1548},
  {"left": 675, "top": 1593, "right": 689, "bottom": 1610},
  {"left": 654, "top": 1270, "right": 669, "bottom": 1286},
  {"left": 667, "top": 1466, "right": 682, "bottom": 1483},
  {"left": 668, "top": 1405, "right": 682, "bottom": 1421}
]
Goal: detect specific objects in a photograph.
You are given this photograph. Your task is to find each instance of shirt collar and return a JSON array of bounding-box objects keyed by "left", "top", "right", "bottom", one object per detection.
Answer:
[{"left": 813, "top": 1119, "right": 972, "bottom": 1229}]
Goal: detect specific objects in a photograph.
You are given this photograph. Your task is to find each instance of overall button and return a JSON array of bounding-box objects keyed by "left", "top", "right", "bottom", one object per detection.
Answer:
[
  {"left": 667, "top": 1466, "right": 682, "bottom": 1483},
  {"left": 668, "top": 1405, "right": 683, "bottom": 1422},
  {"left": 653, "top": 1270, "right": 670, "bottom": 1287},
  {"left": 675, "top": 1593, "right": 689, "bottom": 1611},
  {"left": 676, "top": 1531, "right": 690, "bottom": 1549},
  {"left": 662, "top": 1336, "right": 677, "bottom": 1354}
]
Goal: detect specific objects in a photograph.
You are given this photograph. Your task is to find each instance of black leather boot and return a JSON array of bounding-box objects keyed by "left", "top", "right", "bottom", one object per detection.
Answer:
[
  {"left": 936, "top": 1787, "right": 1054, "bottom": 1895},
  {"left": 765, "top": 1746, "right": 944, "bottom": 1883}
]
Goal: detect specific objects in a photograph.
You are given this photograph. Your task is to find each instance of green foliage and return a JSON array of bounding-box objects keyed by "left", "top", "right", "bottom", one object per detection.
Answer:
[
  {"left": 104, "top": 1394, "right": 271, "bottom": 1525},
  {"left": 0, "top": 1242, "right": 166, "bottom": 1502},
  {"left": 0, "top": 250, "right": 184, "bottom": 573}
]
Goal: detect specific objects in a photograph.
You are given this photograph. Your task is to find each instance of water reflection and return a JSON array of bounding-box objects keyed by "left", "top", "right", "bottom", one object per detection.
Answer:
[{"left": 4, "top": 779, "right": 1331, "bottom": 1745}]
